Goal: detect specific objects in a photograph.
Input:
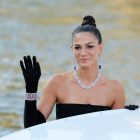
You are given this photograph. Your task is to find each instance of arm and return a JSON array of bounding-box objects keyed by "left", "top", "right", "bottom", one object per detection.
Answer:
[
  {"left": 20, "top": 55, "right": 57, "bottom": 128},
  {"left": 24, "top": 100, "right": 46, "bottom": 128},
  {"left": 24, "top": 75, "right": 58, "bottom": 127},
  {"left": 110, "top": 80, "right": 139, "bottom": 110},
  {"left": 111, "top": 81, "right": 125, "bottom": 109},
  {"left": 37, "top": 75, "right": 58, "bottom": 120},
  {"left": 20, "top": 55, "right": 46, "bottom": 128}
]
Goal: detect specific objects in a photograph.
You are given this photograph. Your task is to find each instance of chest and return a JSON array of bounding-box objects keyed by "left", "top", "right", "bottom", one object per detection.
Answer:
[{"left": 56, "top": 80, "right": 114, "bottom": 107}]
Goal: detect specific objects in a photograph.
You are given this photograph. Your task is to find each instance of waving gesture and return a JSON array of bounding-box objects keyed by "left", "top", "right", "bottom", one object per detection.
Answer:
[{"left": 20, "top": 55, "right": 41, "bottom": 93}]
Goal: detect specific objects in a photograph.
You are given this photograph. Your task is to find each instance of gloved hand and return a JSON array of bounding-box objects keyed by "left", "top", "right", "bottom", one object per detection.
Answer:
[
  {"left": 124, "top": 104, "right": 139, "bottom": 110},
  {"left": 20, "top": 55, "right": 41, "bottom": 93}
]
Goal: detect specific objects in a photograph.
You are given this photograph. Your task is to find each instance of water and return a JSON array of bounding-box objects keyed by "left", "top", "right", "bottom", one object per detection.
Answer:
[{"left": 0, "top": 0, "right": 140, "bottom": 137}]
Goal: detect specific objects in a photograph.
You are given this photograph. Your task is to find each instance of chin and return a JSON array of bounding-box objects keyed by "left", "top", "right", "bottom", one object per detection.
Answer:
[{"left": 79, "top": 63, "right": 91, "bottom": 68}]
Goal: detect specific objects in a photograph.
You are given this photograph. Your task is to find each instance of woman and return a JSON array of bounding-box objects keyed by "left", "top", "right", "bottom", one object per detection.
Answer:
[{"left": 20, "top": 15, "right": 138, "bottom": 128}]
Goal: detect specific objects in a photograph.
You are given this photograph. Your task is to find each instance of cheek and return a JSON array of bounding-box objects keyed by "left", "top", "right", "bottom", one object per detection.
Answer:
[
  {"left": 73, "top": 51, "right": 79, "bottom": 58},
  {"left": 88, "top": 47, "right": 98, "bottom": 57}
]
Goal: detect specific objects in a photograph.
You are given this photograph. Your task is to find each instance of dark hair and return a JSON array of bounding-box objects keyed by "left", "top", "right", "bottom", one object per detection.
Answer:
[{"left": 72, "top": 15, "right": 102, "bottom": 45}]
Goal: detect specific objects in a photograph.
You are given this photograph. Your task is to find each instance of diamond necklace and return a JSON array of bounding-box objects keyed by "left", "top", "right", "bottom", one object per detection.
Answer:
[{"left": 74, "top": 67, "right": 100, "bottom": 89}]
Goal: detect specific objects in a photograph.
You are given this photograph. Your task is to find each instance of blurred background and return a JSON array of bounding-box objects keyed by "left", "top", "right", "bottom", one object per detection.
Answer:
[{"left": 0, "top": 0, "right": 140, "bottom": 137}]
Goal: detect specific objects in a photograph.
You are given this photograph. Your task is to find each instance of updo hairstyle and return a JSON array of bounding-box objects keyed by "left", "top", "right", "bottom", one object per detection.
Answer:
[{"left": 72, "top": 15, "right": 102, "bottom": 45}]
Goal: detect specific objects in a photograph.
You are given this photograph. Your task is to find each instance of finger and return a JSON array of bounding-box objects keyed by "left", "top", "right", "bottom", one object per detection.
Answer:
[
  {"left": 129, "top": 105, "right": 133, "bottom": 110},
  {"left": 27, "top": 55, "right": 33, "bottom": 69},
  {"left": 134, "top": 105, "right": 139, "bottom": 109},
  {"left": 36, "top": 62, "right": 41, "bottom": 73},
  {"left": 132, "top": 105, "right": 135, "bottom": 110},
  {"left": 32, "top": 56, "right": 37, "bottom": 69},
  {"left": 23, "top": 56, "right": 29, "bottom": 69},
  {"left": 124, "top": 105, "right": 128, "bottom": 109},
  {"left": 20, "top": 60, "right": 25, "bottom": 72},
  {"left": 136, "top": 105, "right": 139, "bottom": 108}
]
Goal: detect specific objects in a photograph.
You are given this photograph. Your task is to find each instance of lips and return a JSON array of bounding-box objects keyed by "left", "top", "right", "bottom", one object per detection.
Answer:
[{"left": 79, "top": 58, "right": 90, "bottom": 62}]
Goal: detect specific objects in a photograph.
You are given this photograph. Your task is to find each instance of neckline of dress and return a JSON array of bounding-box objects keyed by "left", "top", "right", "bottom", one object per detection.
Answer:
[{"left": 56, "top": 103, "right": 111, "bottom": 108}]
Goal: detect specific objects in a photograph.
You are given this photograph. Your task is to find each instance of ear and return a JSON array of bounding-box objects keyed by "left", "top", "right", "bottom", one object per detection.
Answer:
[
  {"left": 99, "top": 43, "right": 104, "bottom": 55},
  {"left": 70, "top": 45, "right": 73, "bottom": 51}
]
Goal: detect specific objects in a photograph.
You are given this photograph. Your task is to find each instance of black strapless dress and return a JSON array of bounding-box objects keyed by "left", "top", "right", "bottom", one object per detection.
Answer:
[{"left": 56, "top": 103, "right": 111, "bottom": 119}]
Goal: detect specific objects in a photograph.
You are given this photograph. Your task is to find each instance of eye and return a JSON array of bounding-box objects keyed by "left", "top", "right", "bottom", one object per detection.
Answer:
[
  {"left": 88, "top": 45, "right": 94, "bottom": 48},
  {"left": 74, "top": 47, "right": 81, "bottom": 49}
]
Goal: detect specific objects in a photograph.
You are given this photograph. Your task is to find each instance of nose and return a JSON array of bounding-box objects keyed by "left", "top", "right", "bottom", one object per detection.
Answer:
[{"left": 81, "top": 48, "right": 87, "bottom": 56}]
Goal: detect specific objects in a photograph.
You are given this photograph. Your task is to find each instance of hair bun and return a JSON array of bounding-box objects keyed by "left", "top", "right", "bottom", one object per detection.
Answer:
[{"left": 81, "top": 15, "right": 96, "bottom": 27}]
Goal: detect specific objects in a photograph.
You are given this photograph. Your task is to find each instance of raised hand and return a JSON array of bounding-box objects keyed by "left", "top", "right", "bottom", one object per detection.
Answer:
[
  {"left": 124, "top": 104, "right": 139, "bottom": 110},
  {"left": 20, "top": 55, "right": 41, "bottom": 93}
]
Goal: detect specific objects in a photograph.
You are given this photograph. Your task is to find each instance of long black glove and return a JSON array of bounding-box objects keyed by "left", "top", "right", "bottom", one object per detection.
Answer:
[
  {"left": 124, "top": 104, "right": 139, "bottom": 110},
  {"left": 20, "top": 55, "right": 41, "bottom": 93},
  {"left": 20, "top": 55, "right": 46, "bottom": 128}
]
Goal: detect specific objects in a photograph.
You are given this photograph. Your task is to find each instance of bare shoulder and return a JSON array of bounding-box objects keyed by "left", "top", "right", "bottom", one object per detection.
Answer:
[
  {"left": 44, "top": 70, "right": 73, "bottom": 91},
  {"left": 109, "top": 79, "right": 124, "bottom": 92},
  {"left": 100, "top": 74, "right": 124, "bottom": 94},
  {"left": 100, "top": 74, "right": 125, "bottom": 109},
  {"left": 104, "top": 76, "right": 125, "bottom": 96},
  {"left": 101, "top": 76, "right": 125, "bottom": 109},
  {"left": 47, "top": 70, "right": 73, "bottom": 83}
]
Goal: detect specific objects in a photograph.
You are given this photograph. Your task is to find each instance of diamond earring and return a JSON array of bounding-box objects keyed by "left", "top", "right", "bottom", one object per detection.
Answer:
[
  {"left": 98, "top": 54, "right": 101, "bottom": 69},
  {"left": 74, "top": 57, "right": 76, "bottom": 70}
]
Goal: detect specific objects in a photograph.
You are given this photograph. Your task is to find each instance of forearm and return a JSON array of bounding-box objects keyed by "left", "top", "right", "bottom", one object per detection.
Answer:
[
  {"left": 24, "top": 100, "right": 46, "bottom": 128},
  {"left": 24, "top": 84, "right": 46, "bottom": 128}
]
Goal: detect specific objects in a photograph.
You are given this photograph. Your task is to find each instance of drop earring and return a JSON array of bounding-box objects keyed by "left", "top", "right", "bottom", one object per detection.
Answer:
[
  {"left": 98, "top": 54, "right": 101, "bottom": 69},
  {"left": 74, "top": 57, "right": 76, "bottom": 70}
]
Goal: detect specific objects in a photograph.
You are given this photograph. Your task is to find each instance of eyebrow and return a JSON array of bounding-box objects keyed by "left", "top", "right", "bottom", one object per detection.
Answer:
[{"left": 74, "top": 42, "right": 94, "bottom": 46}]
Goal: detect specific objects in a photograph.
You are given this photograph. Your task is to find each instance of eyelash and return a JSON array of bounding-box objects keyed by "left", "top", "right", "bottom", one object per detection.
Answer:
[
  {"left": 88, "top": 45, "right": 94, "bottom": 48},
  {"left": 74, "top": 46, "right": 94, "bottom": 49}
]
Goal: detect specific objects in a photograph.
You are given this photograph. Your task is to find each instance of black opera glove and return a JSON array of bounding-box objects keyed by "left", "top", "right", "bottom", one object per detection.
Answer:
[
  {"left": 20, "top": 55, "right": 41, "bottom": 93},
  {"left": 124, "top": 104, "right": 139, "bottom": 110}
]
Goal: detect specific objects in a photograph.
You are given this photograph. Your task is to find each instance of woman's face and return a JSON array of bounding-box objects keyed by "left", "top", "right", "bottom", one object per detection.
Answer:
[{"left": 71, "top": 32, "right": 104, "bottom": 68}]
